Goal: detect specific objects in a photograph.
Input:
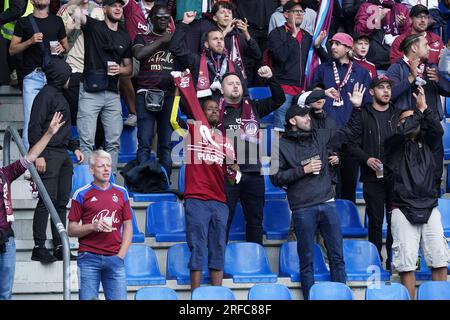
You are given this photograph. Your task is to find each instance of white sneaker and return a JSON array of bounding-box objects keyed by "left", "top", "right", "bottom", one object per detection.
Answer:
[
  {"left": 123, "top": 114, "right": 137, "bottom": 127},
  {"left": 9, "top": 70, "right": 18, "bottom": 86}
]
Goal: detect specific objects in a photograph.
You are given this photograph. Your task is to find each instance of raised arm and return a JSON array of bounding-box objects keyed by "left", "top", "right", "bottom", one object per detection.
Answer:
[{"left": 25, "top": 112, "right": 65, "bottom": 163}]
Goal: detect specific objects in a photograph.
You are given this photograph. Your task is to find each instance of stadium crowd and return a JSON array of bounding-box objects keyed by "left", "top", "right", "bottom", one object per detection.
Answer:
[{"left": 0, "top": 0, "right": 450, "bottom": 300}]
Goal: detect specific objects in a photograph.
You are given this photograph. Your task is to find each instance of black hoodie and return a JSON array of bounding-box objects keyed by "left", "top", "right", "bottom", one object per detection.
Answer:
[
  {"left": 384, "top": 108, "right": 443, "bottom": 222},
  {"left": 28, "top": 57, "right": 79, "bottom": 151},
  {"left": 270, "top": 128, "right": 337, "bottom": 210}
]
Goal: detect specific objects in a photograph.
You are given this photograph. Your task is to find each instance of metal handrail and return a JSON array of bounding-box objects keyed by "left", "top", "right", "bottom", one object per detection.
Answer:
[{"left": 3, "top": 126, "right": 71, "bottom": 300}]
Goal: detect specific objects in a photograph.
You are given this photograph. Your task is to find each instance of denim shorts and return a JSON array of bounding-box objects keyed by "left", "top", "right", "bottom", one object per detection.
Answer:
[{"left": 185, "top": 198, "right": 228, "bottom": 271}]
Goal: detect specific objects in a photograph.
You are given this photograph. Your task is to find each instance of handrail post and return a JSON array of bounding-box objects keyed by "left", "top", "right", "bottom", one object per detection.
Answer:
[{"left": 3, "top": 126, "right": 71, "bottom": 300}]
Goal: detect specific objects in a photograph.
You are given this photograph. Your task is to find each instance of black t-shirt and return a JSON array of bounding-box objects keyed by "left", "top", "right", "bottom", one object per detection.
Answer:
[
  {"left": 133, "top": 33, "right": 174, "bottom": 91},
  {"left": 221, "top": 103, "right": 260, "bottom": 173},
  {"left": 372, "top": 108, "right": 392, "bottom": 158},
  {"left": 13, "top": 14, "right": 66, "bottom": 77},
  {"left": 82, "top": 16, "right": 132, "bottom": 92}
]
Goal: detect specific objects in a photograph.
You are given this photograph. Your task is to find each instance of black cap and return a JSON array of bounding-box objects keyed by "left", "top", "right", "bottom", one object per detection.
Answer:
[
  {"left": 283, "top": 0, "right": 304, "bottom": 12},
  {"left": 305, "top": 90, "right": 326, "bottom": 105},
  {"left": 370, "top": 75, "right": 394, "bottom": 88},
  {"left": 409, "top": 4, "right": 429, "bottom": 17},
  {"left": 103, "top": 0, "right": 125, "bottom": 6},
  {"left": 353, "top": 33, "right": 370, "bottom": 42},
  {"left": 285, "top": 103, "right": 310, "bottom": 125}
]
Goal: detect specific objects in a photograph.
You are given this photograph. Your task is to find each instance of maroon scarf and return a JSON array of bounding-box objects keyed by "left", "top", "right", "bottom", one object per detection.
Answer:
[
  {"left": 230, "top": 35, "right": 247, "bottom": 79},
  {"left": 218, "top": 98, "right": 260, "bottom": 144},
  {"left": 197, "top": 49, "right": 235, "bottom": 97}
]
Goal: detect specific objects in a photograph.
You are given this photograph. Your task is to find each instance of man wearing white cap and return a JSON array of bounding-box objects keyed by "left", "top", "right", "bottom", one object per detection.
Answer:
[{"left": 270, "top": 95, "right": 346, "bottom": 300}]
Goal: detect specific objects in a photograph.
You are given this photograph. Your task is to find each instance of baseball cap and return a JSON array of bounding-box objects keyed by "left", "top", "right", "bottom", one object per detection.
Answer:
[
  {"left": 353, "top": 33, "right": 370, "bottom": 42},
  {"left": 285, "top": 93, "right": 311, "bottom": 124},
  {"left": 103, "top": 0, "right": 125, "bottom": 6},
  {"left": 283, "top": 0, "right": 304, "bottom": 12},
  {"left": 370, "top": 74, "right": 394, "bottom": 88},
  {"left": 409, "top": 4, "right": 429, "bottom": 17},
  {"left": 305, "top": 90, "right": 327, "bottom": 105},
  {"left": 329, "top": 32, "right": 353, "bottom": 48}
]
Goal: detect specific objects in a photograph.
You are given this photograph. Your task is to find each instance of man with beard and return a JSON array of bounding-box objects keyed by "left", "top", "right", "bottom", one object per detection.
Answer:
[
  {"left": 345, "top": 75, "right": 398, "bottom": 271},
  {"left": 310, "top": 32, "right": 371, "bottom": 203},
  {"left": 69, "top": 0, "right": 133, "bottom": 172},
  {"left": 270, "top": 96, "right": 346, "bottom": 300},
  {"left": 172, "top": 70, "right": 237, "bottom": 292},
  {"left": 384, "top": 86, "right": 449, "bottom": 299},
  {"left": 268, "top": 0, "right": 327, "bottom": 134},
  {"left": 9, "top": 0, "right": 69, "bottom": 150},
  {"left": 390, "top": 4, "right": 445, "bottom": 65},
  {"left": 169, "top": 11, "right": 246, "bottom": 99},
  {"left": 386, "top": 34, "right": 450, "bottom": 194}
]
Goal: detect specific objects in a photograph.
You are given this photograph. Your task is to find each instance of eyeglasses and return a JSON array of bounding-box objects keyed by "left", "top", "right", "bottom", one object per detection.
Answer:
[
  {"left": 155, "top": 14, "right": 171, "bottom": 19},
  {"left": 288, "top": 9, "right": 305, "bottom": 14}
]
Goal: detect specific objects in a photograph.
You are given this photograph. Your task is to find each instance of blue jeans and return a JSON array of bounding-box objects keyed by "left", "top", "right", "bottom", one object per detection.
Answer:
[
  {"left": 293, "top": 202, "right": 346, "bottom": 300},
  {"left": 77, "top": 252, "right": 127, "bottom": 300},
  {"left": 0, "top": 237, "right": 15, "bottom": 300},
  {"left": 136, "top": 92, "right": 173, "bottom": 176},
  {"left": 273, "top": 93, "right": 294, "bottom": 132},
  {"left": 22, "top": 70, "right": 46, "bottom": 150}
]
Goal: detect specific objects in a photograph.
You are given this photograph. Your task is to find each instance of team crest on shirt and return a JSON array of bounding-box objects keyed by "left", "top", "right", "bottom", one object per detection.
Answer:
[{"left": 112, "top": 194, "right": 118, "bottom": 203}]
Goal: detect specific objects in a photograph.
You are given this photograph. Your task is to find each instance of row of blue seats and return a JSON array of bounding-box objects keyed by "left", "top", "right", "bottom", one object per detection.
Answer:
[
  {"left": 71, "top": 163, "right": 450, "bottom": 245},
  {"left": 135, "top": 281, "right": 450, "bottom": 300},
  {"left": 143, "top": 198, "right": 367, "bottom": 243},
  {"left": 125, "top": 239, "right": 447, "bottom": 287}
]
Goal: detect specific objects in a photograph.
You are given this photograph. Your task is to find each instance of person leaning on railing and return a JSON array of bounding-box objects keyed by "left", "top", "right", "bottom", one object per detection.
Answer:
[{"left": 0, "top": 112, "right": 66, "bottom": 300}]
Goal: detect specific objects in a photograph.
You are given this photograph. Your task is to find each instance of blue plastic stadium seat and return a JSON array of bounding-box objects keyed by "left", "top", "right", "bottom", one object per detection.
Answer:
[
  {"left": 125, "top": 244, "right": 166, "bottom": 286},
  {"left": 224, "top": 242, "right": 277, "bottom": 283},
  {"left": 145, "top": 202, "right": 186, "bottom": 242},
  {"left": 309, "top": 282, "right": 353, "bottom": 300},
  {"left": 417, "top": 281, "right": 450, "bottom": 300},
  {"left": 261, "top": 162, "right": 287, "bottom": 200},
  {"left": 135, "top": 287, "right": 178, "bottom": 300},
  {"left": 166, "top": 243, "right": 210, "bottom": 285},
  {"left": 356, "top": 180, "right": 363, "bottom": 200},
  {"left": 335, "top": 200, "right": 368, "bottom": 238},
  {"left": 130, "top": 208, "right": 145, "bottom": 243},
  {"left": 365, "top": 283, "right": 410, "bottom": 300},
  {"left": 446, "top": 97, "right": 450, "bottom": 118},
  {"left": 364, "top": 211, "right": 388, "bottom": 239},
  {"left": 438, "top": 198, "right": 450, "bottom": 237},
  {"left": 278, "top": 241, "right": 330, "bottom": 282},
  {"left": 191, "top": 286, "right": 236, "bottom": 300},
  {"left": 229, "top": 202, "right": 246, "bottom": 241},
  {"left": 248, "top": 283, "right": 293, "bottom": 300},
  {"left": 443, "top": 122, "right": 450, "bottom": 160},
  {"left": 343, "top": 240, "right": 390, "bottom": 281},
  {"left": 118, "top": 125, "right": 138, "bottom": 163},
  {"left": 178, "top": 164, "right": 185, "bottom": 194},
  {"left": 263, "top": 200, "right": 291, "bottom": 240},
  {"left": 71, "top": 164, "right": 115, "bottom": 195},
  {"left": 127, "top": 165, "right": 176, "bottom": 202},
  {"left": 248, "top": 86, "right": 271, "bottom": 100}
]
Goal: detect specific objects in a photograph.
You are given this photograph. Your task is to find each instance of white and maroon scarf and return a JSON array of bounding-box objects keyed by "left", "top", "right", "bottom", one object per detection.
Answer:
[
  {"left": 332, "top": 61, "right": 353, "bottom": 107},
  {"left": 197, "top": 49, "right": 235, "bottom": 98},
  {"left": 230, "top": 35, "right": 247, "bottom": 79}
]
